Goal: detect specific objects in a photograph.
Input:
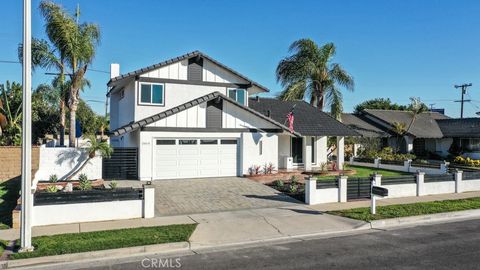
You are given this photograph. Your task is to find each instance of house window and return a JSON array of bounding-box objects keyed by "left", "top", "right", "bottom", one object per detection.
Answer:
[
  {"left": 140, "top": 83, "right": 164, "bottom": 105},
  {"left": 179, "top": 140, "right": 197, "bottom": 145},
  {"left": 221, "top": 139, "right": 237, "bottom": 145},
  {"left": 259, "top": 140, "right": 263, "bottom": 155},
  {"left": 311, "top": 137, "right": 315, "bottom": 164},
  {"left": 200, "top": 139, "right": 218, "bottom": 145},
  {"left": 119, "top": 89, "right": 125, "bottom": 100},
  {"left": 228, "top": 89, "right": 246, "bottom": 105},
  {"left": 156, "top": 140, "right": 175, "bottom": 145}
]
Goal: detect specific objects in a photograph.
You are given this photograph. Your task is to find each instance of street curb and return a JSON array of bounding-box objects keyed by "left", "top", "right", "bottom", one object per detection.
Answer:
[
  {"left": 4, "top": 242, "right": 190, "bottom": 269},
  {"left": 369, "top": 208, "right": 480, "bottom": 229}
]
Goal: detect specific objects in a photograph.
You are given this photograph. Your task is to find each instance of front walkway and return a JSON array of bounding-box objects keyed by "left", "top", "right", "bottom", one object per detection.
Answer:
[{"left": 152, "top": 177, "right": 301, "bottom": 216}]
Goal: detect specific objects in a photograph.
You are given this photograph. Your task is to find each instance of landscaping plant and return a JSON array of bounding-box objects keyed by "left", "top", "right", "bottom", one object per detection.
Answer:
[
  {"left": 45, "top": 185, "right": 58, "bottom": 193},
  {"left": 78, "top": 174, "right": 92, "bottom": 191},
  {"left": 109, "top": 181, "right": 118, "bottom": 189},
  {"left": 67, "top": 134, "right": 113, "bottom": 180},
  {"left": 273, "top": 180, "right": 284, "bottom": 190},
  {"left": 48, "top": 174, "right": 58, "bottom": 183},
  {"left": 454, "top": 156, "right": 480, "bottom": 167}
]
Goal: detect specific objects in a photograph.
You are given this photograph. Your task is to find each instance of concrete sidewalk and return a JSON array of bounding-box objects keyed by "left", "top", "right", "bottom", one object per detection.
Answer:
[{"left": 309, "top": 191, "right": 480, "bottom": 212}]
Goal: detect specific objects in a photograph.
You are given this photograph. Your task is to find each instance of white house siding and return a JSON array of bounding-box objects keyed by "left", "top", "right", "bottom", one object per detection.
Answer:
[
  {"left": 141, "top": 60, "right": 188, "bottom": 80},
  {"left": 135, "top": 82, "right": 228, "bottom": 122},
  {"left": 241, "top": 132, "right": 278, "bottom": 175},
  {"left": 110, "top": 130, "right": 139, "bottom": 148},
  {"left": 278, "top": 135, "right": 291, "bottom": 167},
  {"left": 203, "top": 59, "right": 248, "bottom": 84},
  {"left": 222, "top": 102, "right": 278, "bottom": 129}
]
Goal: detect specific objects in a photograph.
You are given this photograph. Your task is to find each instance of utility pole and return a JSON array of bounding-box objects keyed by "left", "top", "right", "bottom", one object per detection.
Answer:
[
  {"left": 20, "top": 0, "right": 33, "bottom": 252},
  {"left": 454, "top": 83, "right": 472, "bottom": 118}
]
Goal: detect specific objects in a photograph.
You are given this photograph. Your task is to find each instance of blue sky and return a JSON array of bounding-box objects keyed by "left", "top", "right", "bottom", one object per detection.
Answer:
[{"left": 2, "top": 0, "right": 480, "bottom": 117}]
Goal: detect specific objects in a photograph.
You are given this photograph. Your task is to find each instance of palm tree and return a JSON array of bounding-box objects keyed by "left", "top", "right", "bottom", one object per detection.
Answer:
[
  {"left": 391, "top": 97, "right": 427, "bottom": 153},
  {"left": 19, "top": 38, "right": 68, "bottom": 145},
  {"left": 0, "top": 82, "right": 22, "bottom": 146},
  {"left": 276, "top": 39, "right": 354, "bottom": 119},
  {"left": 66, "top": 134, "right": 113, "bottom": 180},
  {"left": 39, "top": 1, "right": 100, "bottom": 147}
]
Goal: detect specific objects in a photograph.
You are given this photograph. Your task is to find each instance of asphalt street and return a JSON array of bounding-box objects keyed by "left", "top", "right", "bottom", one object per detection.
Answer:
[{"left": 35, "top": 219, "right": 480, "bottom": 270}]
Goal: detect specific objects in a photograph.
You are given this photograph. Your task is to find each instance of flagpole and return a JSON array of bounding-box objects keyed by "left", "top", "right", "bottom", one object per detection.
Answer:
[{"left": 20, "top": 0, "right": 33, "bottom": 252}]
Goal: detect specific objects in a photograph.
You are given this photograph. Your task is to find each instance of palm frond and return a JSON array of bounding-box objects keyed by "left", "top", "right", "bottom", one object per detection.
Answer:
[
  {"left": 325, "top": 86, "right": 343, "bottom": 120},
  {"left": 279, "top": 80, "right": 307, "bottom": 101},
  {"left": 329, "top": 63, "right": 354, "bottom": 91}
]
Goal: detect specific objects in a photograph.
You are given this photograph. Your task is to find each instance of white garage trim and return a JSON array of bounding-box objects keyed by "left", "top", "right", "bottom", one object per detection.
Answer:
[{"left": 152, "top": 138, "right": 239, "bottom": 180}]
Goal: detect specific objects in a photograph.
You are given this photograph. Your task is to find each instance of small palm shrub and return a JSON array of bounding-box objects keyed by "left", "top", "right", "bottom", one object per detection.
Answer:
[
  {"left": 109, "top": 181, "right": 118, "bottom": 189},
  {"left": 273, "top": 180, "right": 284, "bottom": 190},
  {"left": 45, "top": 185, "right": 58, "bottom": 193},
  {"left": 288, "top": 183, "right": 298, "bottom": 193},
  {"left": 49, "top": 174, "right": 58, "bottom": 183},
  {"left": 78, "top": 174, "right": 92, "bottom": 191}
]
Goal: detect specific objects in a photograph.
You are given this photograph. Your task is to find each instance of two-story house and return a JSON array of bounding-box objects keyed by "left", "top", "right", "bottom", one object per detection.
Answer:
[{"left": 107, "top": 51, "right": 358, "bottom": 181}]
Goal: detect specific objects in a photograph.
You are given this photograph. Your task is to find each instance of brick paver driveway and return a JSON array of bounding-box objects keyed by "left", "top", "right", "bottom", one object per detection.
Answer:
[{"left": 153, "top": 177, "right": 301, "bottom": 216}]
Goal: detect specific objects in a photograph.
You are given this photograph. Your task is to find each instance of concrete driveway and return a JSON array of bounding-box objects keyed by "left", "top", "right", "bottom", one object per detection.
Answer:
[{"left": 152, "top": 177, "right": 301, "bottom": 216}]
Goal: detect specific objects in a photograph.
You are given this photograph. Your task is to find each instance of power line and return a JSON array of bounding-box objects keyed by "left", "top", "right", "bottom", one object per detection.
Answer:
[{"left": 0, "top": 59, "right": 109, "bottom": 74}]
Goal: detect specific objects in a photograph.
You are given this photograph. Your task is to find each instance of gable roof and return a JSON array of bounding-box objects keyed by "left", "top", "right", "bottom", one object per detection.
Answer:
[
  {"left": 248, "top": 98, "right": 360, "bottom": 137},
  {"left": 110, "top": 92, "right": 300, "bottom": 137},
  {"left": 107, "top": 50, "right": 269, "bottom": 92},
  {"left": 341, "top": 113, "right": 391, "bottom": 138},
  {"left": 362, "top": 109, "right": 450, "bottom": 138},
  {"left": 437, "top": 118, "right": 480, "bottom": 138}
]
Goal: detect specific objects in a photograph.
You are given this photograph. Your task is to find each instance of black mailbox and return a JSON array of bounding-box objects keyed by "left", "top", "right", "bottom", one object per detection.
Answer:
[{"left": 372, "top": 186, "right": 388, "bottom": 197}]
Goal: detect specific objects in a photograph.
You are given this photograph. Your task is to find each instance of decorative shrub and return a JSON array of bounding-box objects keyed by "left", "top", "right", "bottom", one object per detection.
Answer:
[
  {"left": 454, "top": 156, "right": 480, "bottom": 167},
  {"left": 273, "top": 180, "right": 284, "bottom": 189},
  {"left": 359, "top": 147, "right": 416, "bottom": 161},
  {"left": 45, "top": 185, "right": 58, "bottom": 193},
  {"left": 78, "top": 174, "right": 92, "bottom": 191},
  {"left": 49, "top": 174, "right": 58, "bottom": 183},
  {"left": 248, "top": 165, "right": 262, "bottom": 176},
  {"left": 320, "top": 162, "right": 328, "bottom": 172},
  {"left": 263, "top": 162, "right": 275, "bottom": 174},
  {"left": 290, "top": 175, "right": 298, "bottom": 185},
  {"left": 288, "top": 183, "right": 298, "bottom": 193},
  {"left": 109, "top": 181, "right": 118, "bottom": 189}
]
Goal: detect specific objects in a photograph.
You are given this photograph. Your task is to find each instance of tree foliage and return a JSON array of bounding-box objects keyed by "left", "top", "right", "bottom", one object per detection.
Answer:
[
  {"left": 354, "top": 98, "right": 429, "bottom": 114},
  {"left": 276, "top": 38, "right": 354, "bottom": 119}
]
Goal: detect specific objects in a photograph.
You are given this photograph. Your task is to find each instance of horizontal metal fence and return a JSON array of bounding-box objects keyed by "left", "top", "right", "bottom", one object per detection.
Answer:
[
  {"left": 380, "top": 159, "right": 404, "bottom": 166},
  {"left": 34, "top": 188, "right": 144, "bottom": 206},
  {"left": 316, "top": 179, "right": 338, "bottom": 189},
  {"left": 448, "top": 163, "right": 480, "bottom": 173},
  {"left": 353, "top": 157, "right": 375, "bottom": 163},
  {"left": 411, "top": 162, "right": 441, "bottom": 169},
  {"left": 424, "top": 174, "right": 455, "bottom": 183},
  {"left": 382, "top": 175, "right": 417, "bottom": 185},
  {"left": 463, "top": 171, "right": 480, "bottom": 180}
]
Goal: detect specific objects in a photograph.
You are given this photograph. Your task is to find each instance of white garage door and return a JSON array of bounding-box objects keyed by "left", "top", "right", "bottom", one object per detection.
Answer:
[{"left": 154, "top": 138, "right": 238, "bottom": 179}]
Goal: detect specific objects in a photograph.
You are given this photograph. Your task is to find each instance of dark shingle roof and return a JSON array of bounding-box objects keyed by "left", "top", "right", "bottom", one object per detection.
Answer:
[
  {"left": 363, "top": 109, "right": 449, "bottom": 138},
  {"left": 110, "top": 92, "right": 300, "bottom": 137},
  {"left": 248, "top": 98, "right": 360, "bottom": 137},
  {"left": 341, "top": 113, "right": 391, "bottom": 138},
  {"left": 437, "top": 118, "right": 480, "bottom": 138},
  {"left": 107, "top": 50, "right": 269, "bottom": 92}
]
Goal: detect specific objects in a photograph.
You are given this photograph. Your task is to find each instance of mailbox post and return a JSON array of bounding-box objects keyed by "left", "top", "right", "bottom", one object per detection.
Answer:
[{"left": 371, "top": 179, "right": 388, "bottom": 215}]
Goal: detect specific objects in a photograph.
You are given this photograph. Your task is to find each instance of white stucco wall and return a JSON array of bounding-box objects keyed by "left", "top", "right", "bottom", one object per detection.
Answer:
[
  {"left": 34, "top": 146, "right": 102, "bottom": 181},
  {"left": 382, "top": 184, "right": 417, "bottom": 198},
  {"left": 462, "top": 179, "right": 480, "bottom": 192},
  {"left": 423, "top": 181, "right": 455, "bottom": 195},
  {"left": 278, "top": 135, "right": 291, "bottom": 168},
  {"left": 241, "top": 132, "right": 278, "bottom": 175},
  {"left": 32, "top": 200, "right": 143, "bottom": 226},
  {"left": 110, "top": 130, "right": 139, "bottom": 148}
]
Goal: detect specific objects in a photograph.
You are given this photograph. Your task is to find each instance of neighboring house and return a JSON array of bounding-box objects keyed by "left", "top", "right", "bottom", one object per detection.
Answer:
[
  {"left": 342, "top": 109, "right": 480, "bottom": 158},
  {"left": 107, "top": 51, "right": 358, "bottom": 180}
]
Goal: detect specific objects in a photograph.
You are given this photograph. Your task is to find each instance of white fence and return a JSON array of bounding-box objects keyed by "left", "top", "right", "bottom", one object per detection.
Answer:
[
  {"left": 305, "top": 171, "right": 480, "bottom": 205},
  {"left": 348, "top": 157, "right": 448, "bottom": 175},
  {"left": 34, "top": 145, "right": 102, "bottom": 181},
  {"left": 31, "top": 186, "right": 155, "bottom": 226}
]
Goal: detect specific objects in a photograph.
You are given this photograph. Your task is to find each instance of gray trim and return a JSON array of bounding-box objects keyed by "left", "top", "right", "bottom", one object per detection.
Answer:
[
  {"left": 141, "top": 127, "right": 283, "bottom": 133},
  {"left": 206, "top": 99, "right": 223, "bottom": 128},
  {"left": 107, "top": 50, "right": 269, "bottom": 93},
  {"left": 137, "top": 77, "right": 251, "bottom": 89},
  {"left": 188, "top": 57, "right": 203, "bottom": 81},
  {"left": 110, "top": 91, "right": 298, "bottom": 137}
]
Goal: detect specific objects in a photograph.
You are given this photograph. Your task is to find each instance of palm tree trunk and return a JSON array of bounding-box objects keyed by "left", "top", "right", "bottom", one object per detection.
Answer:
[
  {"left": 317, "top": 84, "right": 325, "bottom": 110},
  {"left": 69, "top": 102, "right": 78, "bottom": 147},
  {"left": 59, "top": 100, "right": 66, "bottom": 146}
]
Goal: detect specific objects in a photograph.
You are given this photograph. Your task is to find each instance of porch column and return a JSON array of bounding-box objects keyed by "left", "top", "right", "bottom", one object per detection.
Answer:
[
  {"left": 316, "top": 136, "right": 328, "bottom": 164},
  {"left": 336, "top": 136, "right": 345, "bottom": 170},
  {"left": 304, "top": 136, "right": 312, "bottom": 171}
]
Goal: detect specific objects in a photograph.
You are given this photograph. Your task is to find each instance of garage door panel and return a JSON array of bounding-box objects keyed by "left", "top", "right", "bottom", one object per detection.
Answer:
[{"left": 154, "top": 138, "right": 238, "bottom": 180}]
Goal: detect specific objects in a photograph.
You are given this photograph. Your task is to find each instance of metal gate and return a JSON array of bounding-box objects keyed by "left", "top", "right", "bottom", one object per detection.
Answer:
[
  {"left": 347, "top": 177, "right": 372, "bottom": 201},
  {"left": 102, "top": 147, "right": 138, "bottom": 180}
]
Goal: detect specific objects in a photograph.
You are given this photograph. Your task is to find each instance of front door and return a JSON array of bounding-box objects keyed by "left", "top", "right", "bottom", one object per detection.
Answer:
[{"left": 291, "top": 137, "right": 303, "bottom": 164}]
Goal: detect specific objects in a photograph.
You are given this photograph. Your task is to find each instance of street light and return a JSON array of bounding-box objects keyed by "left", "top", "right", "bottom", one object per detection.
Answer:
[{"left": 20, "top": 0, "right": 33, "bottom": 252}]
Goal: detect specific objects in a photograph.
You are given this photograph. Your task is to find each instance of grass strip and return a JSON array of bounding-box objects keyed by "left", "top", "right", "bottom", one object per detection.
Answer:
[
  {"left": 328, "top": 197, "right": 480, "bottom": 222},
  {"left": 10, "top": 224, "right": 197, "bottom": 260},
  {"left": 317, "top": 165, "right": 410, "bottom": 181}
]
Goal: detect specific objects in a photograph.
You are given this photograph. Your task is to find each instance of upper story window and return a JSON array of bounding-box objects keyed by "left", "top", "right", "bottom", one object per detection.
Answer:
[
  {"left": 228, "top": 89, "right": 246, "bottom": 105},
  {"left": 139, "top": 83, "right": 164, "bottom": 105}
]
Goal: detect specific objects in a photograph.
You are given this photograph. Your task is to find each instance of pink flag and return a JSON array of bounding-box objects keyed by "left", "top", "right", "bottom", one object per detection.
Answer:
[{"left": 286, "top": 111, "right": 294, "bottom": 133}]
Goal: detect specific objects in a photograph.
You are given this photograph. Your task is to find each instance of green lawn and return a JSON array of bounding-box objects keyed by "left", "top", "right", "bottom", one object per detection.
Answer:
[
  {"left": 0, "top": 239, "right": 9, "bottom": 257},
  {"left": 317, "top": 165, "right": 410, "bottom": 181},
  {"left": 328, "top": 197, "right": 480, "bottom": 222},
  {"left": 0, "top": 178, "right": 21, "bottom": 229},
  {"left": 10, "top": 224, "right": 197, "bottom": 260}
]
